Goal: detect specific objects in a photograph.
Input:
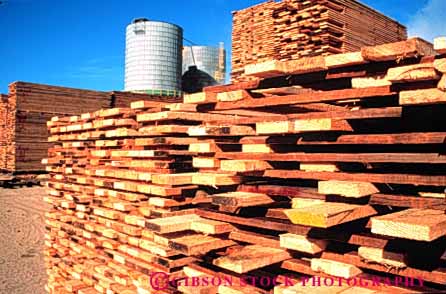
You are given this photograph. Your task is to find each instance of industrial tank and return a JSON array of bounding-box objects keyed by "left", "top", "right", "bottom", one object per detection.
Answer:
[
  {"left": 124, "top": 18, "right": 183, "bottom": 96},
  {"left": 182, "top": 43, "right": 226, "bottom": 84}
]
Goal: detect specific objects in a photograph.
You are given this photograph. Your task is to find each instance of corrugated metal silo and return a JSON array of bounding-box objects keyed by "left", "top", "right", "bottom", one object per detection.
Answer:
[
  {"left": 182, "top": 43, "right": 226, "bottom": 84},
  {"left": 125, "top": 18, "right": 183, "bottom": 96}
]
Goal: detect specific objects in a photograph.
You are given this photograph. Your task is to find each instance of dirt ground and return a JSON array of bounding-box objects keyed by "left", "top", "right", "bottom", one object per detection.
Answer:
[{"left": 0, "top": 186, "right": 49, "bottom": 294}]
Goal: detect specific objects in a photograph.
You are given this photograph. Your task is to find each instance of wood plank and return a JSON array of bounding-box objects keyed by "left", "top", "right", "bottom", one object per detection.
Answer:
[
  {"left": 318, "top": 180, "right": 379, "bottom": 198},
  {"left": 387, "top": 63, "right": 439, "bottom": 83},
  {"left": 371, "top": 208, "right": 446, "bottom": 241},
  {"left": 361, "top": 38, "right": 435, "bottom": 61},
  {"left": 325, "top": 52, "right": 366, "bottom": 68},
  {"left": 191, "top": 173, "right": 241, "bottom": 186},
  {"left": 434, "top": 37, "right": 446, "bottom": 54},
  {"left": 291, "top": 198, "right": 325, "bottom": 208},
  {"left": 229, "top": 230, "right": 280, "bottom": 248},
  {"left": 216, "top": 152, "right": 446, "bottom": 164},
  {"left": 351, "top": 76, "right": 391, "bottom": 88},
  {"left": 311, "top": 258, "right": 362, "bottom": 279},
  {"left": 151, "top": 173, "right": 194, "bottom": 185},
  {"left": 358, "top": 246, "right": 406, "bottom": 268},
  {"left": 434, "top": 58, "right": 446, "bottom": 73},
  {"left": 220, "top": 160, "right": 271, "bottom": 172},
  {"left": 184, "top": 92, "right": 217, "bottom": 104},
  {"left": 144, "top": 214, "right": 201, "bottom": 233},
  {"left": 256, "top": 118, "right": 352, "bottom": 134},
  {"left": 279, "top": 233, "right": 327, "bottom": 254},
  {"left": 190, "top": 219, "right": 234, "bottom": 234},
  {"left": 399, "top": 88, "right": 446, "bottom": 105},
  {"left": 215, "top": 86, "right": 395, "bottom": 110},
  {"left": 322, "top": 251, "right": 446, "bottom": 285},
  {"left": 169, "top": 234, "right": 236, "bottom": 255},
  {"left": 211, "top": 191, "right": 274, "bottom": 207},
  {"left": 188, "top": 125, "right": 255, "bottom": 136},
  {"left": 282, "top": 55, "right": 327, "bottom": 75},
  {"left": 216, "top": 90, "right": 251, "bottom": 102},
  {"left": 284, "top": 203, "right": 377, "bottom": 228},
  {"left": 263, "top": 170, "right": 446, "bottom": 186},
  {"left": 300, "top": 163, "right": 339, "bottom": 172},
  {"left": 244, "top": 60, "right": 285, "bottom": 78},
  {"left": 196, "top": 209, "right": 313, "bottom": 235},
  {"left": 438, "top": 74, "right": 446, "bottom": 91},
  {"left": 213, "top": 245, "right": 291, "bottom": 273},
  {"left": 370, "top": 193, "right": 445, "bottom": 210}
]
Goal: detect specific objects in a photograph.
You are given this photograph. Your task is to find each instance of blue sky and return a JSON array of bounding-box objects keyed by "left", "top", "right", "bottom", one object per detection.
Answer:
[{"left": 0, "top": 0, "right": 444, "bottom": 93}]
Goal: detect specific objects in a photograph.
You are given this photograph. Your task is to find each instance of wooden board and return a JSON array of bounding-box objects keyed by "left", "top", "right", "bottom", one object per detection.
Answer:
[
  {"left": 211, "top": 191, "right": 273, "bottom": 207},
  {"left": 399, "top": 88, "right": 446, "bottom": 105},
  {"left": 213, "top": 245, "right": 291, "bottom": 273},
  {"left": 361, "top": 38, "right": 434, "bottom": 62},
  {"left": 169, "top": 234, "right": 236, "bottom": 255},
  {"left": 318, "top": 180, "right": 379, "bottom": 198},
  {"left": 145, "top": 214, "right": 201, "bottom": 233},
  {"left": 284, "top": 203, "right": 377, "bottom": 228},
  {"left": 279, "top": 233, "right": 327, "bottom": 254},
  {"left": 371, "top": 208, "right": 446, "bottom": 241},
  {"left": 311, "top": 258, "right": 362, "bottom": 279}
]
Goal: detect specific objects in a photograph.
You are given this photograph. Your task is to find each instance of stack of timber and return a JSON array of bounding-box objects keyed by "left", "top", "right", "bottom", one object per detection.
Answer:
[
  {"left": 3, "top": 82, "right": 110, "bottom": 172},
  {"left": 0, "top": 82, "right": 178, "bottom": 174},
  {"left": 231, "top": 0, "right": 407, "bottom": 82},
  {"left": 44, "top": 37, "right": 446, "bottom": 293}
]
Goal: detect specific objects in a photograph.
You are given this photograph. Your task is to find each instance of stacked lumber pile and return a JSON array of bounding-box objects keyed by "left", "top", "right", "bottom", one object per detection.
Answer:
[
  {"left": 44, "top": 38, "right": 446, "bottom": 293},
  {"left": 2, "top": 82, "right": 110, "bottom": 172},
  {"left": 231, "top": 0, "right": 407, "bottom": 81},
  {"left": 0, "top": 82, "right": 178, "bottom": 173}
]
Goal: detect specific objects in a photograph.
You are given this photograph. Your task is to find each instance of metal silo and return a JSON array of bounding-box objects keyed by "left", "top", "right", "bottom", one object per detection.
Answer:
[
  {"left": 182, "top": 43, "right": 226, "bottom": 84},
  {"left": 125, "top": 18, "right": 183, "bottom": 96}
]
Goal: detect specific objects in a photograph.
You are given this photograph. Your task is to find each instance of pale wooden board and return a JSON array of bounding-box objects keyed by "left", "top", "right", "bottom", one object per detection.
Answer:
[
  {"left": 244, "top": 60, "right": 285, "bottom": 78},
  {"left": 300, "top": 163, "right": 339, "bottom": 172},
  {"left": 220, "top": 160, "right": 272, "bottom": 172},
  {"left": 358, "top": 246, "right": 406, "bottom": 268},
  {"left": 190, "top": 219, "right": 234, "bottom": 234},
  {"left": 311, "top": 258, "right": 362, "bottom": 279},
  {"left": 434, "top": 58, "right": 446, "bottom": 73},
  {"left": 192, "top": 173, "right": 241, "bottom": 186},
  {"left": 145, "top": 214, "right": 201, "bottom": 233},
  {"left": 217, "top": 90, "right": 250, "bottom": 102},
  {"left": 280, "top": 233, "right": 327, "bottom": 254},
  {"left": 351, "top": 76, "right": 391, "bottom": 88},
  {"left": 387, "top": 63, "right": 439, "bottom": 83},
  {"left": 325, "top": 51, "right": 366, "bottom": 69},
  {"left": 184, "top": 92, "right": 217, "bottom": 104},
  {"left": 291, "top": 198, "right": 325, "bottom": 209},
  {"left": 399, "top": 88, "right": 446, "bottom": 105},
  {"left": 318, "top": 180, "right": 379, "bottom": 198},
  {"left": 434, "top": 36, "right": 446, "bottom": 54},
  {"left": 371, "top": 208, "right": 446, "bottom": 241}
]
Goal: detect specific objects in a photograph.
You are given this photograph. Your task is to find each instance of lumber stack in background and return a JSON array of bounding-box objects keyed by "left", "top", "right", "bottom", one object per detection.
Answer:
[
  {"left": 44, "top": 38, "right": 446, "bottom": 293},
  {"left": 231, "top": 0, "right": 407, "bottom": 82},
  {"left": 4, "top": 82, "right": 110, "bottom": 172},
  {"left": 0, "top": 82, "right": 178, "bottom": 173}
]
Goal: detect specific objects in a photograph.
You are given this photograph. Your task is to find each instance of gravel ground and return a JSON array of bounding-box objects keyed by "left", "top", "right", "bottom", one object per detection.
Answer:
[{"left": 0, "top": 187, "right": 49, "bottom": 294}]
